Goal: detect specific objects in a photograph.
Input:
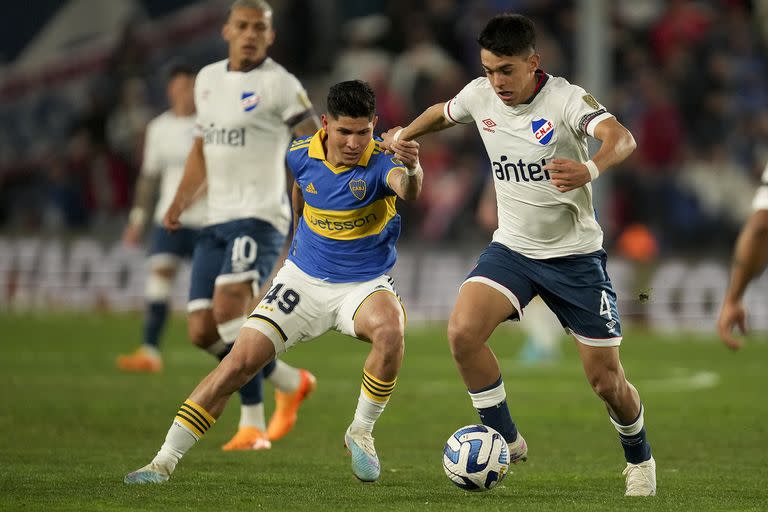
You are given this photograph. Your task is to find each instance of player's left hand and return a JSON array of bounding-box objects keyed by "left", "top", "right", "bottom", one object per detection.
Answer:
[
  {"left": 544, "top": 158, "right": 592, "bottom": 193},
  {"left": 392, "top": 139, "right": 420, "bottom": 169},
  {"left": 717, "top": 299, "right": 748, "bottom": 350}
]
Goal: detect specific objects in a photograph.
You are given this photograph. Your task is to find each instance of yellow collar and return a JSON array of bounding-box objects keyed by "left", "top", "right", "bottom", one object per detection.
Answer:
[{"left": 308, "top": 129, "right": 376, "bottom": 173}]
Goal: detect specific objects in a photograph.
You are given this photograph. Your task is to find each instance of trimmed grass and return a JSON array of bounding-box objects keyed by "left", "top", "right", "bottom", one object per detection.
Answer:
[{"left": 0, "top": 313, "right": 766, "bottom": 511}]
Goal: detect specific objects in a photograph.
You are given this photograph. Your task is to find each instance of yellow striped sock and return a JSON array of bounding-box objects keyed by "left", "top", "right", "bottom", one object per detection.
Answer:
[
  {"left": 174, "top": 399, "right": 216, "bottom": 438},
  {"left": 361, "top": 369, "right": 397, "bottom": 403}
]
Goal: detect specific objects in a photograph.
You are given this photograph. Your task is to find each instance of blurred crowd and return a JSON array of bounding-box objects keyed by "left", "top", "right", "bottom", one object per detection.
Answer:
[{"left": 1, "top": 0, "right": 767, "bottom": 259}]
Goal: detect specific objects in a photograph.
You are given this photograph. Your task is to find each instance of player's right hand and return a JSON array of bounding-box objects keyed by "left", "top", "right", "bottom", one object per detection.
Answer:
[
  {"left": 163, "top": 204, "right": 182, "bottom": 231},
  {"left": 717, "top": 299, "right": 747, "bottom": 350},
  {"left": 122, "top": 224, "right": 143, "bottom": 246},
  {"left": 380, "top": 127, "right": 403, "bottom": 154}
]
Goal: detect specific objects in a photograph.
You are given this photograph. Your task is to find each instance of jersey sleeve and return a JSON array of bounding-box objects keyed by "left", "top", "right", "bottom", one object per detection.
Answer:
[
  {"left": 752, "top": 164, "right": 768, "bottom": 211},
  {"left": 562, "top": 86, "right": 614, "bottom": 138},
  {"left": 277, "top": 73, "right": 314, "bottom": 128},
  {"left": 443, "top": 80, "right": 477, "bottom": 124},
  {"left": 193, "top": 69, "right": 208, "bottom": 138},
  {"left": 285, "top": 139, "right": 308, "bottom": 181},
  {"left": 140, "top": 118, "right": 163, "bottom": 177},
  {"left": 381, "top": 155, "right": 406, "bottom": 196}
]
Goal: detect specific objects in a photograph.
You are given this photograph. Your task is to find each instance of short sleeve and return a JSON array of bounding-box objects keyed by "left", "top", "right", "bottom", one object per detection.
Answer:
[
  {"left": 141, "top": 119, "right": 162, "bottom": 177},
  {"left": 443, "top": 81, "right": 476, "bottom": 124},
  {"left": 277, "top": 73, "right": 313, "bottom": 128},
  {"left": 562, "top": 87, "right": 614, "bottom": 138},
  {"left": 383, "top": 162, "right": 406, "bottom": 196},
  {"left": 752, "top": 165, "right": 768, "bottom": 211},
  {"left": 193, "top": 70, "right": 207, "bottom": 138}
]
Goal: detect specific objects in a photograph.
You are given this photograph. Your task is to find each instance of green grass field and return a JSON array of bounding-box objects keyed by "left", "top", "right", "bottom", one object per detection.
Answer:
[{"left": 1, "top": 313, "right": 766, "bottom": 511}]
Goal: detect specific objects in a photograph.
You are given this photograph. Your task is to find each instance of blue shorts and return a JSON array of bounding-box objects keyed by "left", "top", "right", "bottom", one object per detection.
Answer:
[
  {"left": 466, "top": 242, "right": 622, "bottom": 346},
  {"left": 148, "top": 224, "right": 199, "bottom": 267},
  {"left": 188, "top": 218, "right": 285, "bottom": 311}
]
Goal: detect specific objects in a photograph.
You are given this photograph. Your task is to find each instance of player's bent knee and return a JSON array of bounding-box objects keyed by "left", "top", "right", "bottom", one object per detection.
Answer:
[
  {"left": 589, "top": 373, "right": 623, "bottom": 402},
  {"left": 447, "top": 318, "right": 481, "bottom": 359},
  {"left": 187, "top": 310, "right": 219, "bottom": 349}
]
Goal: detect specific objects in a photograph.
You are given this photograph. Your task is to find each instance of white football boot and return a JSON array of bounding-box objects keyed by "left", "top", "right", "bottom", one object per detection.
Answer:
[
  {"left": 622, "top": 456, "right": 656, "bottom": 496},
  {"left": 344, "top": 426, "right": 380, "bottom": 482},
  {"left": 507, "top": 432, "right": 528, "bottom": 463},
  {"left": 124, "top": 462, "right": 171, "bottom": 484}
]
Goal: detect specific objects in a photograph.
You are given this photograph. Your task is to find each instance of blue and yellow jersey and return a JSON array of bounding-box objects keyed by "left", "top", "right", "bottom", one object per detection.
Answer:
[{"left": 286, "top": 129, "right": 406, "bottom": 282}]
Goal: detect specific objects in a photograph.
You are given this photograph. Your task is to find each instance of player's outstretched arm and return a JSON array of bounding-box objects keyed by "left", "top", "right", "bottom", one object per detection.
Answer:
[
  {"left": 381, "top": 103, "right": 455, "bottom": 149},
  {"left": 387, "top": 140, "right": 423, "bottom": 201},
  {"left": 718, "top": 209, "right": 768, "bottom": 350},
  {"left": 546, "top": 117, "right": 636, "bottom": 193},
  {"left": 164, "top": 137, "right": 207, "bottom": 231}
]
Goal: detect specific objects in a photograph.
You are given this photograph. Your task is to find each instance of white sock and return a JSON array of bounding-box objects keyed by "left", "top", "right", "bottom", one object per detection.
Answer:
[
  {"left": 239, "top": 402, "right": 266, "bottom": 430},
  {"left": 205, "top": 339, "right": 228, "bottom": 358},
  {"left": 217, "top": 317, "right": 245, "bottom": 344},
  {"left": 350, "top": 390, "right": 388, "bottom": 433},
  {"left": 523, "top": 298, "right": 562, "bottom": 352},
  {"left": 152, "top": 421, "right": 199, "bottom": 473},
  {"left": 266, "top": 360, "right": 301, "bottom": 392}
]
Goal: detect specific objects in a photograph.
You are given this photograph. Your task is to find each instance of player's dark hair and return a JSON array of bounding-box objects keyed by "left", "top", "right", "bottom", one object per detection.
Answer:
[
  {"left": 478, "top": 13, "right": 536, "bottom": 57},
  {"left": 327, "top": 80, "right": 376, "bottom": 120},
  {"left": 167, "top": 63, "right": 196, "bottom": 81}
]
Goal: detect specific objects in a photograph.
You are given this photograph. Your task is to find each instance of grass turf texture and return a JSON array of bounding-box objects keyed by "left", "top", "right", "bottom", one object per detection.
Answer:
[{"left": 0, "top": 312, "right": 766, "bottom": 511}]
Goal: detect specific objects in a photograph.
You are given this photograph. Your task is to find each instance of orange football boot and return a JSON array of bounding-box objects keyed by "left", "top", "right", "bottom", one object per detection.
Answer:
[
  {"left": 116, "top": 347, "right": 163, "bottom": 373},
  {"left": 221, "top": 426, "right": 272, "bottom": 451},
  {"left": 266, "top": 369, "right": 317, "bottom": 441}
]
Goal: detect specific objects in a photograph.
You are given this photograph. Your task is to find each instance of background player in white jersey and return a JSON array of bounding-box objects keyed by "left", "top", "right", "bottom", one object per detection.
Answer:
[
  {"left": 117, "top": 64, "right": 201, "bottom": 373},
  {"left": 718, "top": 163, "right": 768, "bottom": 349},
  {"left": 124, "top": 79, "right": 423, "bottom": 485},
  {"left": 383, "top": 13, "right": 656, "bottom": 497},
  {"left": 163, "top": 0, "right": 320, "bottom": 451}
]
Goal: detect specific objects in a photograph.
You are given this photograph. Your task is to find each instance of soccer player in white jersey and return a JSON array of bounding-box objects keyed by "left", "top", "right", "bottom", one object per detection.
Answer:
[
  {"left": 116, "top": 64, "right": 202, "bottom": 374},
  {"left": 383, "top": 14, "right": 656, "bottom": 496},
  {"left": 124, "top": 80, "right": 423, "bottom": 485},
  {"left": 162, "top": 0, "right": 320, "bottom": 451},
  {"left": 718, "top": 163, "right": 768, "bottom": 349}
]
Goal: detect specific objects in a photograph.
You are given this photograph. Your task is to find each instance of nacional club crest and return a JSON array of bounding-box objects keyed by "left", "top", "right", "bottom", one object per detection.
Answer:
[
  {"left": 241, "top": 91, "right": 260, "bottom": 112},
  {"left": 531, "top": 117, "right": 554, "bottom": 145},
  {"left": 349, "top": 179, "right": 366, "bottom": 200}
]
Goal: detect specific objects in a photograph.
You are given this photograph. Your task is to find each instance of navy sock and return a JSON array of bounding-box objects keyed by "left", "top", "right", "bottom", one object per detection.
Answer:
[
  {"left": 216, "top": 344, "right": 265, "bottom": 405},
  {"left": 620, "top": 426, "right": 652, "bottom": 464},
  {"left": 471, "top": 377, "right": 519, "bottom": 444},
  {"left": 143, "top": 301, "right": 168, "bottom": 348},
  {"left": 262, "top": 359, "right": 277, "bottom": 378}
]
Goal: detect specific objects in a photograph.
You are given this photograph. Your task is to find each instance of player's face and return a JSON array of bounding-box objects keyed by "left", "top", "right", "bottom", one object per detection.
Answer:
[
  {"left": 322, "top": 114, "right": 378, "bottom": 167},
  {"left": 167, "top": 74, "right": 195, "bottom": 115},
  {"left": 481, "top": 49, "right": 540, "bottom": 106},
  {"left": 223, "top": 7, "right": 275, "bottom": 71}
]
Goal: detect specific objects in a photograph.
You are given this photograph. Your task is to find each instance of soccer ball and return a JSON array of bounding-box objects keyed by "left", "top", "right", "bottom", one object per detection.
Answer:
[{"left": 443, "top": 424, "right": 510, "bottom": 492}]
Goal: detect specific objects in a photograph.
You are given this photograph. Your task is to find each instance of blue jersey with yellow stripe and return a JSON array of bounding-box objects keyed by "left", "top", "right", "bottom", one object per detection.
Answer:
[{"left": 286, "top": 129, "right": 405, "bottom": 282}]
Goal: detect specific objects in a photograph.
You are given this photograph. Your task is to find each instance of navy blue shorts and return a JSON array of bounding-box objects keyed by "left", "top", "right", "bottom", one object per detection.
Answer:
[
  {"left": 466, "top": 242, "right": 622, "bottom": 346},
  {"left": 148, "top": 224, "right": 199, "bottom": 266},
  {"left": 188, "top": 218, "right": 285, "bottom": 311}
]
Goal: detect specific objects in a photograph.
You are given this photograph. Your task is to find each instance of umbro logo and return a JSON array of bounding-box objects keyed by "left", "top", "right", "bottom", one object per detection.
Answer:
[
  {"left": 305, "top": 183, "right": 318, "bottom": 194},
  {"left": 482, "top": 118, "right": 496, "bottom": 133}
]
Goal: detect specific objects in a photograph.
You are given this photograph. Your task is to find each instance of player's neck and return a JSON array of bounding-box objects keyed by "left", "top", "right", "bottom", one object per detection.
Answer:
[
  {"left": 228, "top": 55, "right": 268, "bottom": 72},
  {"left": 172, "top": 105, "right": 194, "bottom": 117}
]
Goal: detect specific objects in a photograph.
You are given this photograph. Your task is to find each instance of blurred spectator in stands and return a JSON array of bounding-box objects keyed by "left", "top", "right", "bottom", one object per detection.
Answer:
[{"left": 107, "top": 77, "right": 153, "bottom": 171}]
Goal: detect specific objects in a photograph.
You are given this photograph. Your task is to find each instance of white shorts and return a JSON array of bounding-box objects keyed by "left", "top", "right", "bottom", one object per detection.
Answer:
[{"left": 243, "top": 260, "right": 404, "bottom": 354}]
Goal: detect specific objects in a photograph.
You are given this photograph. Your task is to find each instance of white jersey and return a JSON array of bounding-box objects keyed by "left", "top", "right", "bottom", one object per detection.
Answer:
[
  {"left": 445, "top": 73, "right": 614, "bottom": 259},
  {"left": 142, "top": 111, "right": 205, "bottom": 227},
  {"left": 194, "top": 58, "right": 312, "bottom": 233},
  {"left": 752, "top": 163, "right": 768, "bottom": 211}
]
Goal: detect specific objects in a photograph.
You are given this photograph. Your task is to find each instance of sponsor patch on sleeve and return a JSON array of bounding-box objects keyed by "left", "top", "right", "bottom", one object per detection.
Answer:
[{"left": 582, "top": 94, "right": 600, "bottom": 110}]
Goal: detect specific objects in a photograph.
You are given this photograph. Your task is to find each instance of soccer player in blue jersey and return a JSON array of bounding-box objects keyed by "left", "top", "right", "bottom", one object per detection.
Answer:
[
  {"left": 124, "top": 80, "right": 423, "bottom": 484},
  {"left": 383, "top": 14, "right": 656, "bottom": 496}
]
